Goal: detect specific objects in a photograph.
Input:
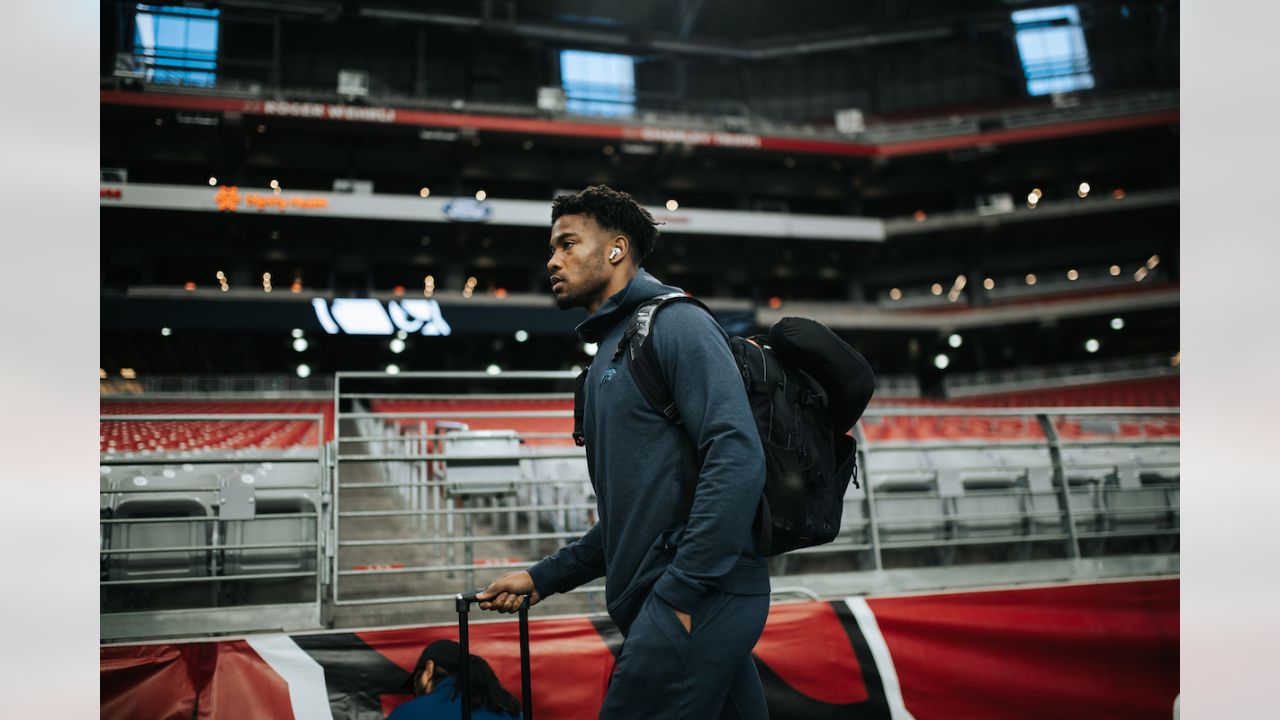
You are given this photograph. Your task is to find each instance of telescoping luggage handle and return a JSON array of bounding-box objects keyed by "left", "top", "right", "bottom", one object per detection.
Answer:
[{"left": 456, "top": 590, "right": 533, "bottom": 720}]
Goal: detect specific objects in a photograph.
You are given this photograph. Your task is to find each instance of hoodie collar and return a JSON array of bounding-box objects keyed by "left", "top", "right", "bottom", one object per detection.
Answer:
[{"left": 576, "top": 268, "right": 683, "bottom": 344}]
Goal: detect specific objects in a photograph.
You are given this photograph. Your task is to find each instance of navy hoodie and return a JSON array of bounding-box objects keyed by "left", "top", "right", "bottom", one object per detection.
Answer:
[{"left": 526, "top": 269, "right": 769, "bottom": 634}]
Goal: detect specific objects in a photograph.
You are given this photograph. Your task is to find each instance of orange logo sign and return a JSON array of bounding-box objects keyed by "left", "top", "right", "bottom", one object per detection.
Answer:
[
  {"left": 214, "top": 185, "right": 241, "bottom": 211},
  {"left": 213, "top": 185, "right": 327, "bottom": 213}
]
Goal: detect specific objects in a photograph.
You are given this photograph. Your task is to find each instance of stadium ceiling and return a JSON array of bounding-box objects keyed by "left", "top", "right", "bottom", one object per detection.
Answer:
[{"left": 211, "top": 0, "right": 1163, "bottom": 58}]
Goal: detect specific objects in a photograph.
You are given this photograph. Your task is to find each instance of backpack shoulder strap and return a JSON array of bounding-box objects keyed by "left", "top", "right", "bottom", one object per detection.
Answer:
[
  {"left": 571, "top": 364, "right": 589, "bottom": 447},
  {"left": 613, "top": 293, "right": 714, "bottom": 522},
  {"left": 613, "top": 293, "right": 713, "bottom": 426}
]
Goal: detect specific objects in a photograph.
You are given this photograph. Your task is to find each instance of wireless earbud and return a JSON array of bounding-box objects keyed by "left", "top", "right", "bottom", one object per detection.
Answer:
[{"left": 609, "top": 248, "right": 621, "bottom": 260}]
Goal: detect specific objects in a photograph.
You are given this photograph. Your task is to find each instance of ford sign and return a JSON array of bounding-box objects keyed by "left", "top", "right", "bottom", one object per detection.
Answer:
[{"left": 443, "top": 198, "right": 493, "bottom": 223}]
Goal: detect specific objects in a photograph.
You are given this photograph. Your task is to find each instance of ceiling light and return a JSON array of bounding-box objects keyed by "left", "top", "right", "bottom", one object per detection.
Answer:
[
  {"left": 160, "top": 327, "right": 172, "bottom": 337},
  {"left": 1067, "top": 269, "right": 1079, "bottom": 281},
  {"left": 666, "top": 199, "right": 679, "bottom": 211},
  {"left": 913, "top": 210, "right": 927, "bottom": 222},
  {"left": 983, "top": 277, "right": 995, "bottom": 290},
  {"left": 99, "top": 368, "right": 107, "bottom": 380},
  {"left": 269, "top": 179, "right": 279, "bottom": 189},
  {"left": 419, "top": 187, "right": 431, "bottom": 198},
  {"left": 1084, "top": 338, "right": 1100, "bottom": 353},
  {"left": 889, "top": 288, "right": 902, "bottom": 300},
  {"left": 933, "top": 354, "right": 950, "bottom": 370},
  {"left": 1109, "top": 265, "right": 1121, "bottom": 276},
  {"left": 216, "top": 270, "right": 226, "bottom": 280},
  {"left": 292, "top": 338, "right": 309, "bottom": 352},
  {"left": 1147, "top": 254, "right": 1160, "bottom": 269},
  {"left": 475, "top": 190, "right": 487, "bottom": 201},
  {"left": 931, "top": 283, "right": 943, "bottom": 296},
  {"left": 584, "top": 343, "right": 599, "bottom": 357},
  {"left": 389, "top": 338, "right": 405, "bottom": 354},
  {"left": 291, "top": 328, "right": 304, "bottom": 339},
  {"left": 1077, "top": 182, "right": 1090, "bottom": 198},
  {"left": 296, "top": 364, "right": 311, "bottom": 378},
  {"left": 184, "top": 281, "right": 196, "bottom": 291},
  {"left": 948, "top": 333, "right": 962, "bottom": 348},
  {"left": 1110, "top": 317, "right": 1125, "bottom": 330},
  {"left": 947, "top": 291, "right": 959, "bottom": 302},
  {"left": 1112, "top": 188, "right": 1126, "bottom": 199},
  {"left": 1025, "top": 273, "right": 1037, "bottom": 285},
  {"left": 1030, "top": 188, "right": 1043, "bottom": 199},
  {"left": 208, "top": 177, "right": 217, "bottom": 186},
  {"left": 396, "top": 330, "right": 408, "bottom": 340},
  {"left": 385, "top": 364, "right": 401, "bottom": 375},
  {"left": 1171, "top": 352, "right": 1180, "bottom": 367},
  {"left": 1134, "top": 267, "right": 1149, "bottom": 281},
  {"left": 120, "top": 368, "right": 137, "bottom": 380},
  {"left": 953, "top": 275, "right": 967, "bottom": 290},
  {"left": 514, "top": 330, "right": 529, "bottom": 343},
  {"left": 485, "top": 364, "right": 501, "bottom": 375},
  {"left": 466, "top": 276, "right": 477, "bottom": 287}
]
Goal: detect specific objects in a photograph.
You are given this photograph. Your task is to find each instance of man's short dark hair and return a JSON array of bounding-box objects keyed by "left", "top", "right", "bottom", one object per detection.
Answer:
[{"left": 551, "top": 185, "right": 659, "bottom": 261}]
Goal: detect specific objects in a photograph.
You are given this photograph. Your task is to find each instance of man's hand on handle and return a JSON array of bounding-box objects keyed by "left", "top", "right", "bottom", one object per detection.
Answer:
[{"left": 476, "top": 570, "right": 543, "bottom": 613}]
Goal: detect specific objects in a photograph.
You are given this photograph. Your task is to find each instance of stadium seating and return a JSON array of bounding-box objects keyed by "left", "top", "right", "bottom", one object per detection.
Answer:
[{"left": 100, "top": 400, "right": 334, "bottom": 454}]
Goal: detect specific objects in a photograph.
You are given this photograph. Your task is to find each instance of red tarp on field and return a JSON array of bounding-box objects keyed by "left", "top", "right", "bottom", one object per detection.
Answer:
[{"left": 101, "top": 578, "right": 1178, "bottom": 719}]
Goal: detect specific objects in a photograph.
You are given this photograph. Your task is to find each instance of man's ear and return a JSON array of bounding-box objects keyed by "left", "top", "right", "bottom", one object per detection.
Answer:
[{"left": 609, "top": 235, "right": 630, "bottom": 264}]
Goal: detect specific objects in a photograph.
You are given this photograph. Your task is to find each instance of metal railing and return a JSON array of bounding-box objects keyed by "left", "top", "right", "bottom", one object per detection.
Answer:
[
  {"left": 99, "top": 381, "right": 1179, "bottom": 637},
  {"left": 102, "top": 374, "right": 334, "bottom": 396},
  {"left": 331, "top": 372, "right": 1179, "bottom": 610},
  {"left": 99, "top": 413, "right": 328, "bottom": 639},
  {"left": 944, "top": 354, "right": 1179, "bottom": 397}
]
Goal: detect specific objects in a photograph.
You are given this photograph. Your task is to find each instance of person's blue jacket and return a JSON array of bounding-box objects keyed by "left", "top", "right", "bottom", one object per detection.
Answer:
[
  {"left": 527, "top": 269, "right": 769, "bottom": 633},
  {"left": 387, "top": 676, "right": 519, "bottom": 720}
]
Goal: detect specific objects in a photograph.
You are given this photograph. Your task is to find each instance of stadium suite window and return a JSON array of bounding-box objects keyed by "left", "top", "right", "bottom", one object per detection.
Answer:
[
  {"left": 133, "top": 4, "right": 219, "bottom": 88},
  {"left": 1011, "top": 4, "right": 1095, "bottom": 96},
  {"left": 560, "top": 50, "right": 636, "bottom": 117}
]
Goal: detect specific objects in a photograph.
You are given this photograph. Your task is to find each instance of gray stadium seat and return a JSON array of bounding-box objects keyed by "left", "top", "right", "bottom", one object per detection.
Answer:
[
  {"left": 220, "top": 494, "right": 318, "bottom": 577},
  {"left": 1104, "top": 474, "right": 1178, "bottom": 536},
  {"left": 871, "top": 472, "right": 949, "bottom": 546},
  {"left": 106, "top": 472, "right": 218, "bottom": 581},
  {"left": 951, "top": 469, "right": 1030, "bottom": 540},
  {"left": 443, "top": 430, "right": 520, "bottom": 496}
]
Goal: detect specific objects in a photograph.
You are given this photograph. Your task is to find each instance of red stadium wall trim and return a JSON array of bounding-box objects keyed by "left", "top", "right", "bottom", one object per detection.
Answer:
[
  {"left": 100, "top": 90, "right": 1178, "bottom": 159},
  {"left": 100, "top": 578, "right": 1178, "bottom": 720}
]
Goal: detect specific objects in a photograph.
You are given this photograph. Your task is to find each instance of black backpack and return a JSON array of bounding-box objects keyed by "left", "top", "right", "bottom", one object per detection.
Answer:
[{"left": 573, "top": 293, "right": 876, "bottom": 556}]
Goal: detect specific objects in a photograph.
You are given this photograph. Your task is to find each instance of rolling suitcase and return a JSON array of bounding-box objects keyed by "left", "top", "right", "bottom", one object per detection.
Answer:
[{"left": 456, "top": 590, "right": 534, "bottom": 720}]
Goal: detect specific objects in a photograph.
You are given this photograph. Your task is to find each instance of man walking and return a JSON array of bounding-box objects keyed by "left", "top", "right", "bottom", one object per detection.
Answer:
[{"left": 476, "top": 185, "right": 770, "bottom": 719}]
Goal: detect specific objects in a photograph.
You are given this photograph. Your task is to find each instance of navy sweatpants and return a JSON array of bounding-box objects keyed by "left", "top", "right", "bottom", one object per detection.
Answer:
[{"left": 599, "top": 589, "right": 770, "bottom": 720}]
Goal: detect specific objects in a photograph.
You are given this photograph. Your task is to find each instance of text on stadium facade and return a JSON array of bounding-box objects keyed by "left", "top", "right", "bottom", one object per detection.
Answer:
[
  {"left": 261, "top": 101, "right": 397, "bottom": 124},
  {"left": 631, "top": 127, "right": 763, "bottom": 148},
  {"left": 214, "top": 186, "right": 328, "bottom": 212}
]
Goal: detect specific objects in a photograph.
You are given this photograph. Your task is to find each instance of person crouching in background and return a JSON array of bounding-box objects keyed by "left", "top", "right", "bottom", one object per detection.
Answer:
[{"left": 389, "top": 640, "right": 521, "bottom": 720}]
